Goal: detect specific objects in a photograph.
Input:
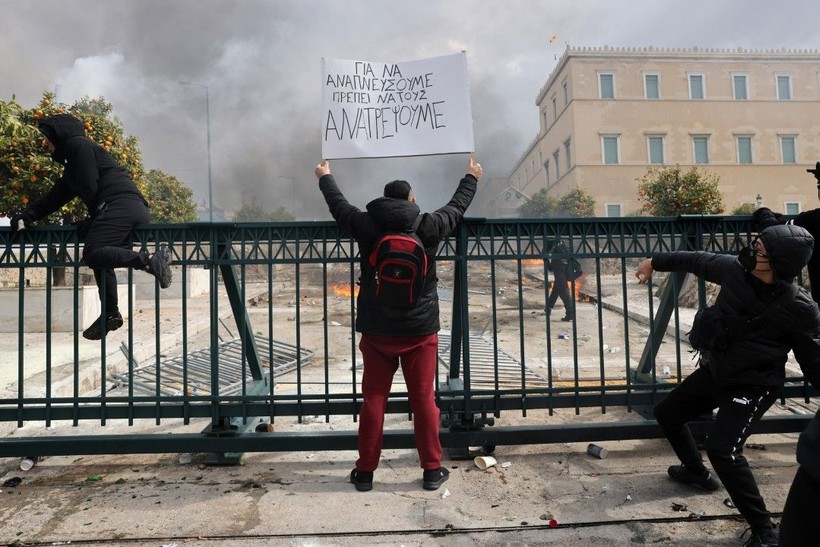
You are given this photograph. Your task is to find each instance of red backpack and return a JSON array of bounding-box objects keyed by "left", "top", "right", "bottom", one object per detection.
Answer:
[{"left": 367, "top": 218, "right": 427, "bottom": 308}]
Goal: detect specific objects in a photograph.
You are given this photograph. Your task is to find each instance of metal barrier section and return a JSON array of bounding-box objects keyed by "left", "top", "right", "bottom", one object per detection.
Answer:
[{"left": 0, "top": 217, "right": 816, "bottom": 457}]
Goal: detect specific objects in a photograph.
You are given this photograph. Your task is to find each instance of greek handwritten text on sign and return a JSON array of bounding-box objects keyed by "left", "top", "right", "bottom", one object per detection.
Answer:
[{"left": 321, "top": 53, "right": 474, "bottom": 159}]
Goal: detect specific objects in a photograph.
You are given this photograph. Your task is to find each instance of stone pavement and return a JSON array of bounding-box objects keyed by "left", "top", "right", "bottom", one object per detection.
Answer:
[{"left": 0, "top": 410, "right": 805, "bottom": 546}]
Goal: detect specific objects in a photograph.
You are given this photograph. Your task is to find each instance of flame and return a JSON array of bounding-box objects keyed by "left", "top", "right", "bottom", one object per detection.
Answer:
[
  {"left": 548, "top": 275, "right": 590, "bottom": 302},
  {"left": 330, "top": 283, "right": 359, "bottom": 298}
]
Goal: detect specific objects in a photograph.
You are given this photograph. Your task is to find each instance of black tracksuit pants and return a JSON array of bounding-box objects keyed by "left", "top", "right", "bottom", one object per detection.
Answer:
[
  {"left": 654, "top": 366, "right": 778, "bottom": 531},
  {"left": 81, "top": 197, "right": 151, "bottom": 315}
]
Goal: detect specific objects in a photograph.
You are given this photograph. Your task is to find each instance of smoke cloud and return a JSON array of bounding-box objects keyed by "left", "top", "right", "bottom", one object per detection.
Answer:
[{"left": 2, "top": 0, "right": 816, "bottom": 218}]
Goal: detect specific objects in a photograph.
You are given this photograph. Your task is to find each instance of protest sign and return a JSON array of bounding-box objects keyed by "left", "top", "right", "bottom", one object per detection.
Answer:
[{"left": 321, "top": 52, "right": 474, "bottom": 159}]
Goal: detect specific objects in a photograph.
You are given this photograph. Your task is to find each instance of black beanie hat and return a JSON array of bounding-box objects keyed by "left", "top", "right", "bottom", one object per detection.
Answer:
[
  {"left": 758, "top": 224, "right": 814, "bottom": 281},
  {"left": 384, "top": 180, "right": 412, "bottom": 200}
]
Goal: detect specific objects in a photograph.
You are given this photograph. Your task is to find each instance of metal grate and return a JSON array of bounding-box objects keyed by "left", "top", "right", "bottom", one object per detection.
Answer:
[
  {"left": 110, "top": 336, "right": 313, "bottom": 396},
  {"left": 438, "top": 331, "right": 547, "bottom": 388}
]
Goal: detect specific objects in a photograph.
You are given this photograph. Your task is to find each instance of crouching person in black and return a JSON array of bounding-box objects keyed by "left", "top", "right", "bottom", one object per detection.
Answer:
[
  {"left": 10, "top": 114, "right": 172, "bottom": 340},
  {"left": 635, "top": 224, "right": 820, "bottom": 547}
]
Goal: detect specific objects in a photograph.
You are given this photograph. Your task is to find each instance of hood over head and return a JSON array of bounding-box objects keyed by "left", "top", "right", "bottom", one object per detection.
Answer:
[
  {"left": 38, "top": 114, "right": 86, "bottom": 162},
  {"left": 366, "top": 197, "right": 420, "bottom": 232},
  {"left": 758, "top": 224, "right": 814, "bottom": 281}
]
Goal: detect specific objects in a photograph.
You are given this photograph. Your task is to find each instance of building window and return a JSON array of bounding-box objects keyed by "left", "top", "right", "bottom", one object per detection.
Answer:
[
  {"left": 647, "top": 135, "right": 665, "bottom": 164},
  {"left": 689, "top": 74, "right": 705, "bottom": 99},
  {"left": 542, "top": 108, "right": 548, "bottom": 129},
  {"left": 544, "top": 161, "right": 550, "bottom": 186},
  {"left": 553, "top": 150, "right": 560, "bottom": 178},
  {"left": 780, "top": 136, "right": 797, "bottom": 163},
  {"left": 599, "top": 73, "right": 615, "bottom": 99},
  {"left": 551, "top": 95, "right": 558, "bottom": 119},
  {"left": 562, "top": 80, "right": 569, "bottom": 106},
  {"left": 733, "top": 74, "right": 748, "bottom": 100},
  {"left": 644, "top": 74, "right": 660, "bottom": 99},
  {"left": 736, "top": 136, "right": 753, "bottom": 164},
  {"left": 564, "top": 139, "right": 572, "bottom": 169},
  {"left": 692, "top": 136, "right": 709, "bottom": 164},
  {"left": 785, "top": 202, "right": 800, "bottom": 215},
  {"left": 601, "top": 136, "right": 620, "bottom": 165},
  {"left": 777, "top": 75, "right": 792, "bottom": 100},
  {"left": 606, "top": 204, "right": 622, "bottom": 217}
]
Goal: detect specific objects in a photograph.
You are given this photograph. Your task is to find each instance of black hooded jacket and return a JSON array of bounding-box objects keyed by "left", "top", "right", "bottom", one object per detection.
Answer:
[
  {"left": 29, "top": 114, "right": 146, "bottom": 219},
  {"left": 651, "top": 225, "right": 820, "bottom": 389},
  {"left": 319, "top": 173, "right": 477, "bottom": 336}
]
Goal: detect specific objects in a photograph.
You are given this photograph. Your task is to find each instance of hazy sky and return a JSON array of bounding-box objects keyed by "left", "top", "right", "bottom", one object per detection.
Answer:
[{"left": 2, "top": 0, "right": 818, "bottom": 218}]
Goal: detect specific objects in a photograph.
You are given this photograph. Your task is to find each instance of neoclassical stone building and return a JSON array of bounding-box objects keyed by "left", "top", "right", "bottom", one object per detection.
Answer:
[{"left": 508, "top": 46, "right": 820, "bottom": 217}]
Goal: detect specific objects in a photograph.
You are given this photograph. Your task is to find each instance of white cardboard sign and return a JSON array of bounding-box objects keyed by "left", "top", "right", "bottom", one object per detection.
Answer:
[{"left": 321, "top": 52, "right": 474, "bottom": 159}]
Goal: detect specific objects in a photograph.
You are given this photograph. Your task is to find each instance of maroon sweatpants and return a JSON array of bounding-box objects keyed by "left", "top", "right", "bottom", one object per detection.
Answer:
[{"left": 355, "top": 333, "right": 442, "bottom": 472}]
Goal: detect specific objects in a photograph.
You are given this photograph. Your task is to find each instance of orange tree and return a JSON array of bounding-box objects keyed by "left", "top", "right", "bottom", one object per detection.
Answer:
[
  {"left": 142, "top": 169, "right": 199, "bottom": 223},
  {"left": 637, "top": 165, "right": 724, "bottom": 216},
  {"left": 0, "top": 92, "right": 146, "bottom": 223}
]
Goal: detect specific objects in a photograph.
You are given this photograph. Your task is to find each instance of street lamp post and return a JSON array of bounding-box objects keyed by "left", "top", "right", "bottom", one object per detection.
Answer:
[{"left": 179, "top": 81, "right": 213, "bottom": 222}]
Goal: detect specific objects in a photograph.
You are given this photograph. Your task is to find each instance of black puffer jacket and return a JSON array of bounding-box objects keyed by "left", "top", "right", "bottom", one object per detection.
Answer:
[
  {"left": 30, "top": 114, "right": 146, "bottom": 219},
  {"left": 651, "top": 227, "right": 820, "bottom": 389},
  {"left": 319, "top": 173, "right": 477, "bottom": 336}
]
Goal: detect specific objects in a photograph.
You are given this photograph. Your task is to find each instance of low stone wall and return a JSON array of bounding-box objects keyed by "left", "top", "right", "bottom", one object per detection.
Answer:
[{"left": 0, "top": 285, "right": 108, "bottom": 333}]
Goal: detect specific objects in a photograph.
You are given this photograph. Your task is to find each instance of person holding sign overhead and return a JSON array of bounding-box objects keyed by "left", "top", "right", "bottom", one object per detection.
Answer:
[{"left": 315, "top": 156, "right": 481, "bottom": 492}]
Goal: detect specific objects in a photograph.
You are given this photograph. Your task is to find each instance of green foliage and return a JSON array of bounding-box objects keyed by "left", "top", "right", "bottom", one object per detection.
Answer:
[
  {"left": 731, "top": 202, "right": 757, "bottom": 215},
  {"left": 518, "top": 187, "right": 596, "bottom": 218},
  {"left": 637, "top": 165, "right": 724, "bottom": 216},
  {"left": 517, "top": 188, "right": 555, "bottom": 217},
  {"left": 232, "top": 197, "right": 295, "bottom": 222},
  {"left": 142, "top": 169, "right": 199, "bottom": 223},
  {"left": 556, "top": 188, "right": 596, "bottom": 217}
]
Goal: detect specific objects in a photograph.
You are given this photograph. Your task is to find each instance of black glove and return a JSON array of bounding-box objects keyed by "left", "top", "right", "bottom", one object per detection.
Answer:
[{"left": 9, "top": 210, "right": 35, "bottom": 232}]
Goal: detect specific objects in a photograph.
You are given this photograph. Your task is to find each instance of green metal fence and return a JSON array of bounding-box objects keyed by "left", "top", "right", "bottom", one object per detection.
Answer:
[{"left": 0, "top": 216, "right": 815, "bottom": 458}]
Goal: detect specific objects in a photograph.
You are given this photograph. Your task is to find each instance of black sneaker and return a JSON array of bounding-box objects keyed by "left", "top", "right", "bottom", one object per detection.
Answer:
[
  {"left": 741, "top": 525, "right": 778, "bottom": 547},
  {"left": 668, "top": 464, "right": 720, "bottom": 492},
  {"left": 146, "top": 245, "right": 173, "bottom": 289},
  {"left": 560, "top": 315, "right": 574, "bottom": 322},
  {"left": 349, "top": 469, "right": 373, "bottom": 492},
  {"left": 82, "top": 311, "right": 124, "bottom": 340},
  {"left": 422, "top": 467, "right": 449, "bottom": 491}
]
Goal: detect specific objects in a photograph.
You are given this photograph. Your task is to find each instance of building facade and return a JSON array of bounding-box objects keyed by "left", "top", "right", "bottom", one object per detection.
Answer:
[{"left": 509, "top": 46, "right": 820, "bottom": 217}]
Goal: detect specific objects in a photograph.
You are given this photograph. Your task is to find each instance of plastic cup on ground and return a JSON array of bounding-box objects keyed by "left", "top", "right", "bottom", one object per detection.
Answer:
[
  {"left": 19, "top": 458, "right": 35, "bottom": 471},
  {"left": 474, "top": 455, "right": 498, "bottom": 470}
]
